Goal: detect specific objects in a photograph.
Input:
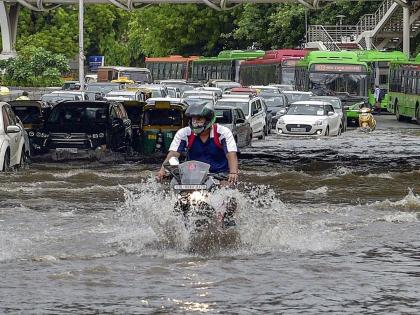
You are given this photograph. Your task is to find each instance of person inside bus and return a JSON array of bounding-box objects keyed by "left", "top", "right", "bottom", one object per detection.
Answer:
[{"left": 374, "top": 85, "right": 382, "bottom": 114}]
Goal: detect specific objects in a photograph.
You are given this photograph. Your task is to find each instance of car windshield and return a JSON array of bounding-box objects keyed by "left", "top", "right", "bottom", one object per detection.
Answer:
[
  {"left": 143, "top": 109, "right": 182, "bottom": 126},
  {"left": 215, "top": 109, "right": 232, "bottom": 124},
  {"left": 287, "top": 104, "right": 327, "bottom": 116},
  {"left": 125, "top": 106, "right": 142, "bottom": 124},
  {"left": 151, "top": 90, "right": 163, "bottom": 97},
  {"left": 285, "top": 93, "right": 311, "bottom": 103},
  {"left": 47, "top": 105, "right": 108, "bottom": 125},
  {"left": 263, "top": 96, "right": 285, "bottom": 107},
  {"left": 12, "top": 106, "right": 41, "bottom": 124},
  {"left": 167, "top": 89, "right": 176, "bottom": 97},
  {"left": 216, "top": 101, "right": 249, "bottom": 116},
  {"left": 41, "top": 94, "right": 79, "bottom": 102},
  {"left": 184, "top": 98, "right": 214, "bottom": 107},
  {"left": 312, "top": 98, "right": 341, "bottom": 109}
]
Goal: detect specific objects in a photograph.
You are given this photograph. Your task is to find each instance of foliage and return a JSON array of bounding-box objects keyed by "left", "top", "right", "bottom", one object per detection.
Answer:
[
  {"left": 6, "top": 1, "right": 418, "bottom": 67},
  {"left": 0, "top": 46, "right": 69, "bottom": 87}
]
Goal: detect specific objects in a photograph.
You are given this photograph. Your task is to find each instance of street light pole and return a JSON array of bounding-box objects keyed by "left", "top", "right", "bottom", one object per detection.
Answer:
[{"left": 78, "top": 0, "right": 85, "bottom": 91}]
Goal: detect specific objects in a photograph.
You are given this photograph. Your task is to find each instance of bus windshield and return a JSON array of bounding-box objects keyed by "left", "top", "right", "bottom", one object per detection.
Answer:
[
  {"left": 281, "top": 67, "right": 295, "bottom": 84},
  {"left": 309, "top": 73, "right": 368, "bottom": 96},
  {"left": 120, "top": 71, "right": 150, "bottom": 83}
]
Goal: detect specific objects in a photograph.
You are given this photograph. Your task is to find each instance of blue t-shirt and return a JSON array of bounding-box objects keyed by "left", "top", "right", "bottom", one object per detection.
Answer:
[
  {"left": 168, "top": 124, "right": 238, "bottom": 174},
  {"left": 188, "top": 136, "right": 228, "bottom": 173}
]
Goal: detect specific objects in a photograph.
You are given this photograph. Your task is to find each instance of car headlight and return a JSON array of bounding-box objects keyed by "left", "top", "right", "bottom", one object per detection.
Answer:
[
  {"left": 92, "top": 134, "right": 99, "bottom": 139},
  {"left": 29, "top": 131, "right": 35, "bottom": 137},
  {"left": 277, "top": 118, "right": 285, "bottom": 125},
  {"left": 314, "top": 120, "right": 324, "bottom": 126},
  {"left": 36, "top": 132, "right": 41, "bottom": 137},
  {"left": 99, "top": 133, "right": 104, "bottom": 138}
]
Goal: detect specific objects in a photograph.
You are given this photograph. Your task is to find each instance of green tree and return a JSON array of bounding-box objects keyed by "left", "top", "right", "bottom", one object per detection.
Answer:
[{"left": 0, "top": 46, "right": 69, "bottom": 86}]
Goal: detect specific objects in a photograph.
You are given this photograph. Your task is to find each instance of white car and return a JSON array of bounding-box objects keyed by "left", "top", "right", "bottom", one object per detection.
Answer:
[
  {"left": 216, "top": 95, "right": 267, "bottom": 139},
  {"left": 0, "top": 102, "right": 29, "bottom": 171},
  {"left": 276, "top": 101, "right": 342, "bottom": 136},
  {"left": 104, "top": 90, "right": 145, "bottom": 102}
]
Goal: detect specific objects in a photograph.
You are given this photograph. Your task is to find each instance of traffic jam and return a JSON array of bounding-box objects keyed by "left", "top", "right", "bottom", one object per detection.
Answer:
[{"left": 1, "top": 49, "right": 419, "bottom": 170}]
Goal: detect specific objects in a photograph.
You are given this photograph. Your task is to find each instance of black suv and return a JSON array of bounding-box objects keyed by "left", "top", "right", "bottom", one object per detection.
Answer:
[{"left": 40, "top": 101, "right": 132, "bottom": 159}]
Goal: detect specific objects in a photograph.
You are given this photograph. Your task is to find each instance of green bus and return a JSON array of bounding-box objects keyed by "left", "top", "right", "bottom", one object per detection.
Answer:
[
  {"left": 357, "top": 50, "right": 408, "bottom": 110},
  {"left": 295, "top": 51, "right": 370, "bottom": 109},
  {"left": 191, "top": 50, "right": 265, "bottom": 82},
  {"left": 388, "top": 54, "right": 420, "bottom": 122}
]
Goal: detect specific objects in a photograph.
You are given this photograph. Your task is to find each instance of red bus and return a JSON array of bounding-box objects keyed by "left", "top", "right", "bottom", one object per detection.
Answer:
[
  {"left": 145, "top": 55, "right": 199, "bottom": 81},
  {"left": 239, "top": 49, "right": 308, "bottom": 86}
]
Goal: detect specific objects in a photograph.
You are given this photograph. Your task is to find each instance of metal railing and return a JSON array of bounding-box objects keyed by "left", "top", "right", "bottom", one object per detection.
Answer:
[
  {"left": 356, "top": 0, "right": 396, "bottom": 34},
  {"left": 307, "top": 25, "right": 340, "bottom": 51}
]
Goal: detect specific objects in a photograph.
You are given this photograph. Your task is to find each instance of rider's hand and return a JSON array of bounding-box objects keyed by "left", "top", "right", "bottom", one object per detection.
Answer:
[
  {"left": 228, "top": 173, "right": 238, "bottom": 186},
  {"left": 156, "top": 168, "right": 166, "bottom": 182}
]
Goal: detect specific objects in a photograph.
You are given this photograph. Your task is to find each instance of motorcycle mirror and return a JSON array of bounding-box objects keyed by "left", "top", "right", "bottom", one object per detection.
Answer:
[{"left": 169, "top": 156, "right": 180, "bottom": 166}]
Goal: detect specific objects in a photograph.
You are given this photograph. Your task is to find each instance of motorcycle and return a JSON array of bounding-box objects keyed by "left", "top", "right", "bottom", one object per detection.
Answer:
[
  {"left": 358, "top": 107, "right": 376, "bottom": 132},
  {"left": 164, "top": 157, "right": 236, "bottom": 233}
]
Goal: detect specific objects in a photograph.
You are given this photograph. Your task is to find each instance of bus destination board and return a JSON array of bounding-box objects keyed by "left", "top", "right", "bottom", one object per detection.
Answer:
[{"left": 312, "top": 64, "right": 366, "bottom": 73}]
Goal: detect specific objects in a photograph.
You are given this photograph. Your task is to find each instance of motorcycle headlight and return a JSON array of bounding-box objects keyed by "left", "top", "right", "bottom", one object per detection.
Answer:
[
  {"left": 29, "top": 131, "right": 35, "bottom": 137},
  {"left": 189, "top": 191, "right": 206, "bottom": 203},
  {"left": 92, "top": 134, "right": 99, "bottom": 139},
  {"left": 314, "top": 120, "right": 324, "bottom": 126},
  {"left": 98, "top": 133, "right": 104, "bottom": 138}
]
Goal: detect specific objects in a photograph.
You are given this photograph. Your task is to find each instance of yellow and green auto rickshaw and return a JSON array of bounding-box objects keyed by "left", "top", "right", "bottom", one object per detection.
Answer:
[{"left": 139, "top": 98, "right": 188, "bottom": 156}]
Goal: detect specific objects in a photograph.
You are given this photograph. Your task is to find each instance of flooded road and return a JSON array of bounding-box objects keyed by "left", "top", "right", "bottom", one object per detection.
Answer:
[{"left": 1, "top": 115, "right": 419, "bottom": 314}]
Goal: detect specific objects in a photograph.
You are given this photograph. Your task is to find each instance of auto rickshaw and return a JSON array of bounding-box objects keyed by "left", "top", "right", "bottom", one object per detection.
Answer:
[
  {"left": 139, "top": 98, "right": 188, "bottom": 156},
  {"left": 9, "top": 100, "right": 52, "bottom": 155}
]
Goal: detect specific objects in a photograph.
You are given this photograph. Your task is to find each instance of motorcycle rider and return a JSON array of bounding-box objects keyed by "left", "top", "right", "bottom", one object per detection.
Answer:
[
  {"left": 156, "top": 101, "right": 239, "bottom": 225},
  {"left": 156, "top": 101, "right": 239, "bottom": 184}
]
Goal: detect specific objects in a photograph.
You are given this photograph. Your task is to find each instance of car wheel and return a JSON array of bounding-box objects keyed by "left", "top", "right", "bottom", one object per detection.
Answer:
[
  {"left": 257, "top": 130, "right": 265, "bottom": 140},
  {"left": 18, "top": 148, "right": 28, "bottom": 168},
  {"left": 2, "top": 150, "right": 11, "bottom": 172}
]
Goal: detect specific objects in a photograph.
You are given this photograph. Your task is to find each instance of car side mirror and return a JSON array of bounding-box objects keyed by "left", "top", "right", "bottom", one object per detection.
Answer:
[
  {"left": 236, "top": 118, "right": 245, "bottom": 124},
  {"left": 6, "top": 125, "right": 21, "bottom": 133},
  {"left": 328, "top": 111, "right": 335, "bottom": 116}
]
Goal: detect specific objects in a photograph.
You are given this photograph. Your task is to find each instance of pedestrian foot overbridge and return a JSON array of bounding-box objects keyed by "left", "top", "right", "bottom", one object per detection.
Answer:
[{"left": 1, "top": 0, "right": 386, "bottom": 59}]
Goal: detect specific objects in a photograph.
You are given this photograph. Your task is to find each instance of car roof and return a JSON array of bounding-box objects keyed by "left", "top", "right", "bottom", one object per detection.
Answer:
[
  {"left": 292, "top": 100, "right": 330, "bottom": 106},
  {"left": 218, "top": 98, "right": 250, "bottom": 103},
  {"left": 311, "top": 96, "right": 341, "bottom": 101},
  {"left": 106, "top": 90, "right": 137, "bottom": 95},
  {"left": 50, "top": 91, "right": 84, "bottom": 95},
  {"left": 283, "top": 91, "right": 312, "bottom": 95}
]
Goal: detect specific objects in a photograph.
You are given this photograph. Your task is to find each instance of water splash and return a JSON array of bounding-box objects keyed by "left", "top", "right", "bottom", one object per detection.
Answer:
[
  {"left": 383, "top": 212, "right": 418, "bottom": 223},
  {"left": 371, "top": 189, "right": 420, "bottom": 211},
  {"left": 305, "top": 186, "right": 329, "bottom": 196},
  {"left": 110, "top": 179, "right": 343, "bottom": 256}
]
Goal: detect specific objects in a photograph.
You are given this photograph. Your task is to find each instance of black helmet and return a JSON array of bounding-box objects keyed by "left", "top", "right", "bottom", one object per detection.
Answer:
[{"left": 185, "top": 101, "right": 216, "bottom": 135}]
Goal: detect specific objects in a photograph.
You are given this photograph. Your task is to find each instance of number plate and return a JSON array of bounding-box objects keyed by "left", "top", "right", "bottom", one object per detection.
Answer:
[
  {"left": 56, "top": 148, "right": 78, "bottom": 154},
  {"left": 291, "top": 128, "right": 306, "bottom": 132},
  {"left": 174, "top": 184, "right": 207, "bottom": 190}
]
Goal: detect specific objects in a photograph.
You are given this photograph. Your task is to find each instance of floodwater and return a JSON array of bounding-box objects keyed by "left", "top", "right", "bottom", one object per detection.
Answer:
[{"left": 1, "top": 116, "right": 419, "bottom": 314}]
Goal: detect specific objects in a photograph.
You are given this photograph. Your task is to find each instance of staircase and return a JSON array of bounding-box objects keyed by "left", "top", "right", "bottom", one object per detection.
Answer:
[{"left": 306, "top": 0, "right": 420, "bottom": 51}]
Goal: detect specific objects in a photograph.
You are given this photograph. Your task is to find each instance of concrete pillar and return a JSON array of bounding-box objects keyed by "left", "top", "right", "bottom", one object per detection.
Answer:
[
  {"left": 403, "top": 5, "right": 410, "bottom": 58},
  {"left": 0, "top": 2, "right": 20, "bottom": 60}
]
